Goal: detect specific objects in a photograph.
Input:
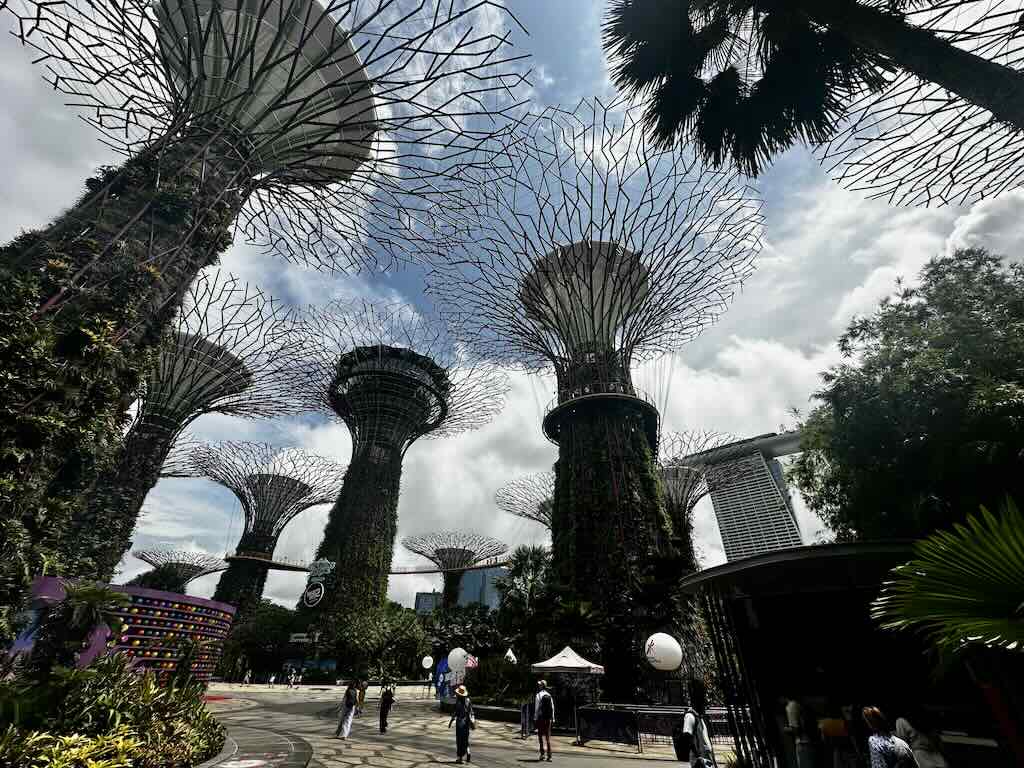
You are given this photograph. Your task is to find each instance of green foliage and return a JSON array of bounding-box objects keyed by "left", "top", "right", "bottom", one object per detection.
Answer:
[
  {"left": 25, "top": 582, "right": 128, "bottom": 683},
  {"left": 0, "top": 653, "right": 223, "bottom": 768},
  {"left": 325, "top": 601, "right": 426, "bottom": 680},
  {"left": 495, "top": 545, "right": 552, "bottom": 665},
  {"left": 0, "top": 723, "right": 140, "bottom": 768},
  {"left": 219, "top": 600, "right": 296, "bottom": 679},
  {"left": 872, "top": 498, "right": 1024, "bottom": 656},
  {"left": 125, "top": 565, "right": 188, "bottom": 595},
  {"left": 1, "top": 145, "right": 239, "bottom": 630},
  {"left": 789, "top": 249, "right": 1024, "bottom": 540},
  {"left": 424, "top": 604, "right": 504, "bottom": 658}
]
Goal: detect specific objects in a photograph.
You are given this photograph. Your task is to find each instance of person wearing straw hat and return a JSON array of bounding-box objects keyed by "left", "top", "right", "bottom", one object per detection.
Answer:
[{"left": 448, "top": 684, "right": 475, "bottom": 763}]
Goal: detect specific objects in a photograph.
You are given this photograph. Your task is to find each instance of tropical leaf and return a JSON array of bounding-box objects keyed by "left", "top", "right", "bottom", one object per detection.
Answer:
[{"left": 871, "top": 498, "right": 1024, "bottom": 654}]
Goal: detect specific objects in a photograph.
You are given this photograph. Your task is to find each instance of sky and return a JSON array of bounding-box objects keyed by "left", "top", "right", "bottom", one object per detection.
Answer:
[{"left": 3, "top": 0, "right": 1024, "bottom": 609}]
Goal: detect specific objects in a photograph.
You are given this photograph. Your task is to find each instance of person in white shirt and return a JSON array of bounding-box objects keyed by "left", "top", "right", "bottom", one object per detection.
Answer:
[
  {"left": 534, "top": 680, "right": 555, "bottom": 761},
  {"left": 681, "top": 680, "right": 715, "bottom": 768}
]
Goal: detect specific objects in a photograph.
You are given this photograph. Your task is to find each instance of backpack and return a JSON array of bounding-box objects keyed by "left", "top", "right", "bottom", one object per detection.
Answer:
[{"left": 538, "top": 692, "right": 553, "bottom": 720}]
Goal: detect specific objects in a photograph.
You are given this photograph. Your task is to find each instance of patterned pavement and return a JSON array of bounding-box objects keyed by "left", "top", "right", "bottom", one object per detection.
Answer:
[{"left": 204, "top": 686, "right": 690, "bottom": 768}]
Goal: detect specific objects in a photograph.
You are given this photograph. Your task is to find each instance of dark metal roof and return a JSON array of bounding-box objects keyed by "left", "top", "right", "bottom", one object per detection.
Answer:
[{"left": 678, "top": 541, "right": 916, "bottom": 596}]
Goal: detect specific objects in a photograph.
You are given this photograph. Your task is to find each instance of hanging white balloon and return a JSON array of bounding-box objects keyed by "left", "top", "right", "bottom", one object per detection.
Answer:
[
  {"left": 422, "top": 655, "right": 434, "bottom": 670},
  {"left": 644, "top": 633, "right": 683, "bottom": 671},
  {"left": 448, "top": 647, "right": 470, "bottom": 673}
]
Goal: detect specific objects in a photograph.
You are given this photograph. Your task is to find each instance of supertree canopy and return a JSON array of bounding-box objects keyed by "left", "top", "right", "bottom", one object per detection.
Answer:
[
  {"left": 192, "top": 441, "right": 346, "bottom": 619},
  {"left": 402, "top": 532, "right": 508, "bottom": 610},
  {"left": 125, "top": 550, "right": 228, "bottom": 594},
  {"left": 495, "top": 472, "right": 554, "bottom": 530},
  {"left": 427, "top": 97, "right": 762, "bottom": 699},
  {"left": 818, "top": 1, "right": 1024, "bottom": 206},
  {"left": 0, "top": 0, "right": 528, "bottom": 588},
  {"left": 299, "top": 300, "right": 508, "bottom": 624},
  {"left": 70, "top": 270, "right": 308, "bottom": 580}
]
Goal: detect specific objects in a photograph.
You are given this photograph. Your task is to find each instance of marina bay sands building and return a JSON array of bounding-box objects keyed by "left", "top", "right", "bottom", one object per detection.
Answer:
[{"left": 683, "top": 431, "right": 804, "bottom": 561}]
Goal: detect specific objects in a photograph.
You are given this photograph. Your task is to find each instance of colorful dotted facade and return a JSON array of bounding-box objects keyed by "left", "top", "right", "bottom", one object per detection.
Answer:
[{"left": 108, "top": 586, "right": 236, "bottom": 682}]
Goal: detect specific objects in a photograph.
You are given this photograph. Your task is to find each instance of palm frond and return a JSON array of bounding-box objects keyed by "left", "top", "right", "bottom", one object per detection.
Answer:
[{"left": 872, "top": 498, "right": 1024, "bottom": 654}]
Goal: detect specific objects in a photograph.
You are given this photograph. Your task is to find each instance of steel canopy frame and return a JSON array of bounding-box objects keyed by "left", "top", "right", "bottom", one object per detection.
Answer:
[
  {"left": 192, "top": 440, "right": 346, "bottom": 619},
  {"left": 402, "top": 531, "right": 509, "bottom": 609},
  {"left": 71, "top": 270, "right": 309, "bottom": 580},
  {"left": 495, "top": 471, "right": 555, "bottom": 530},
  {"left": 299, "top": 299, "right": 509, "bottom": 625}
]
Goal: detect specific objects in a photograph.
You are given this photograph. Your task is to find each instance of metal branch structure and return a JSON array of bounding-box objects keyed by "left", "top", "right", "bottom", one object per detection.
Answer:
[
  {"left": 818, "top": 1, "right": 1024, "bottom": 206},
  {"left": 495, "top": 472, "right": 554, "bottom": 530},
  {"left": 299, "top": 300, "right": 508, "bottom": 623},
  {"left": 126, "top": 549, "right": 228, "bottom": 594},
  {"left": 0, "top": 0, "right": 528, "bottom": 544},
  {"left": 426, "top": 98, "right": 762, "bottom": 698},
  {"left": 72, "top": 270, "right": 309, "bottom": 580},
  {"left": 193, "top": 441, "right": 346, "bottom": 620},
  {"left": 160, "top": 433, "right": 204, "bottom": 478},
  {"left": 659, "top": 431, "right": 745, "bottom": 571},
  {"left": 402, "top": 532, "right": 508, "bottom": 610},
  {"left": 1, "top": 0, "right": 530, "bottom": 283}
]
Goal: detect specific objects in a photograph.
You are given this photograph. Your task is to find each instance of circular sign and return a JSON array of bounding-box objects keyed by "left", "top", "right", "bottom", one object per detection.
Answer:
[
  {"left": 301, "top": 582, "right": 325, "bottom": 608},
  {"left": 644, "top": 632, "right": 683, "bottom": 671},
  {"left": 422, "top": 655, "right": 434, "bottom": 670}
]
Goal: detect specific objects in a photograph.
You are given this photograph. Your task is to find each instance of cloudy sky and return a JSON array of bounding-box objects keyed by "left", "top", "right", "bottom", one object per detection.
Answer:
[{"left": 3, "top": 1, "right": 1023, "bottom": 609}]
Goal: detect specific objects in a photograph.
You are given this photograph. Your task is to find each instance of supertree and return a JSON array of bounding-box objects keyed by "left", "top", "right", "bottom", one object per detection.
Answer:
[
  {"left": 192, "top": 441, "right": 346, "bottom": 620},
  {"left": 402, "top": 532, "right": 508, "bottom": 610},
  {"left": 659, "top": 431, "right": 746, "bottom": 572},
  {"left": 125, "top": 550, "right": 228, "bottom": 594},
  {"left": 427, "top": 97, "right": 763, "bottom": 699},
  {"left": 0, "top": 0, "right": 528, "bottom": 587},
  {"left": 817, "top": 1, "right": 1024, "bottom": 206},
  {"left": 495, "top": 472, "right": 554, "bottom": 531},
  {"left": 300, "top": 300, "right": 508, "bottom": 624},
  {"left": 71, "top": 270, "right": 308, "bottom": 579}
]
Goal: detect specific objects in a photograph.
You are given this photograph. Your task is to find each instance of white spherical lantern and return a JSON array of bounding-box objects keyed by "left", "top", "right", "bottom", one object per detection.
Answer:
[
  {"left": 644, "top": 633, "right": 683, "bottom": 672},
  {"left": 448, "top": 647, "right": 469, "bottom": 673},
  {"left": 422, "top": 655, "right": 434, "bottom": 670}
]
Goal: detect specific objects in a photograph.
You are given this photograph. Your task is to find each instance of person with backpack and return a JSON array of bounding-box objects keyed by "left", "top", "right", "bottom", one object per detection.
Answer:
[
  {"left": 863, "top": 707, "right": 920, "bottom": 768},
  {"left": 335, "top": 681, "right": 359, "bottom": 740},
  {"left": 379, "top": 683, "right": 396, "bottom": 734},
  {"left": 534, "top": 680, "right": 555, "bottom": 761},
  {"left": 674, "top": 679, "right": 716, "bottom": 768}
]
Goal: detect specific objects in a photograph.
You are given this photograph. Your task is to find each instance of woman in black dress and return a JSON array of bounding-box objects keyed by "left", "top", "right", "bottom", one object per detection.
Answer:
[{"left": 448, "top": 685, "right": 474, "bottom": 763}]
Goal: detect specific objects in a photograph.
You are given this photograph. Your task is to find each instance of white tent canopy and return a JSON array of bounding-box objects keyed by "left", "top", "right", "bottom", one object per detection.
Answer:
[{"left": 530, "top": 646, "right": 604, "bottom": 675}]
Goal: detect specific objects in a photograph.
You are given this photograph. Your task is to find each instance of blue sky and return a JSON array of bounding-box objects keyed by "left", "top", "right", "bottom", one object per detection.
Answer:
[{"left": 3, "top": 0, "right": 1024, "bottom": 607}]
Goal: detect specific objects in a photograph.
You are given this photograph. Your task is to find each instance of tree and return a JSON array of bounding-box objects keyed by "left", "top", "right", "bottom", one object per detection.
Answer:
[
  {"left": 495, "top": 545, "right": 553, "bottom": 664},
  {"left": 872, "top": 498, "right": 1024, "bottom": 656},
  {"left": 220, "top": 600, "right": 296, "bottom": 680},
  {"left": 423, "top": 604, "right": 505, "bottom": 659},
  {"left": 603, "top": 0, "right": 1024, "bottom": 177},
  {"left": 125, "top": 565, "right": 190, "bottom": 595},
  {"left": 789, "top": 248, "right": 1024, "bottom": 540},
  {"left": 322, "top": 601, "right": 426, "bottom": 680}
]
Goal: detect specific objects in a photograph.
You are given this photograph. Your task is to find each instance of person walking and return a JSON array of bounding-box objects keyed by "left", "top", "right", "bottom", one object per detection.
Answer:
[
  {"left": 356, "top": 680, "right": 367, "bottom": 716},
  {"left": 380, "top": 684, "right": 396, "bottom": 734},
  {"left": 535, "top": 680, "right": 554, "bottom": 761},
  {"left": 335, "top": 682, "right": 359, "bottom": 740},
  {"left": 863, "top": 707, "right": 918, "bottom": 768},
  {"left": 268, "top": 673, "right": 276, "bottom": 688},
  {"left": 242, "top": 669, "right": 251, "bottom": 686},
  {"left": 674, "top": 680, "right": 716, "bottom": 768},
  {"left": 448, "top": 685, "right": 475, "bottom": 764}
]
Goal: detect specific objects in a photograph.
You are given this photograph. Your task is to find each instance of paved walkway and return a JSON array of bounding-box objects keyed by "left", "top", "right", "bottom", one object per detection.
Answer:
[{"left": 204, "top": 686, "right": 690, "bottom": 768}]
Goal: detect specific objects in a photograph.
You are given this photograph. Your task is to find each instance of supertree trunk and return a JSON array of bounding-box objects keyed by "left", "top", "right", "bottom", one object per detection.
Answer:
[
  {"left": 553, "top": 403, "right": 669, "bottom": 702},
  {"left": 72, "top": 424, "right": 176, "bottom": 580},
  {"left": 214, "top": 532, "right": 275, "bottom": 622},
  {"left": 0, "top": 133, "right": 243, "bottom": 562},
  {"left": 313, "top": 450, "right": 403, "bottom": 621},
  {"left": 441, "top": 570, "right": 465, "bottom": 611}
]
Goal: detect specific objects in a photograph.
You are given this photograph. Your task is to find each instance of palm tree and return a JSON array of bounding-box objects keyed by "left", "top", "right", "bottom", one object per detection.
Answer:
[
  {"left": 872, "top": 499, "right": 1024, "bottom": 655},
  {"left": 603, "top": 0, "right": 1024, "bottom": 176},
  {"left": 496, "top": 545, "right": 552, "bottom": 663}
]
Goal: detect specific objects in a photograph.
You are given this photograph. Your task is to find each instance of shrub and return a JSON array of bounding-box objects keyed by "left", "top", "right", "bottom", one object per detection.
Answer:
[{"left": 0, "top": 723, "right": 140, "bottom": 768}]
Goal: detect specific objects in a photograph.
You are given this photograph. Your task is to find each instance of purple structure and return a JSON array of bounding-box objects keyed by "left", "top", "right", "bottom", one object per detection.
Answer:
[{"left": 13, "top": 577, "right": 235, "bottom": 683}]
